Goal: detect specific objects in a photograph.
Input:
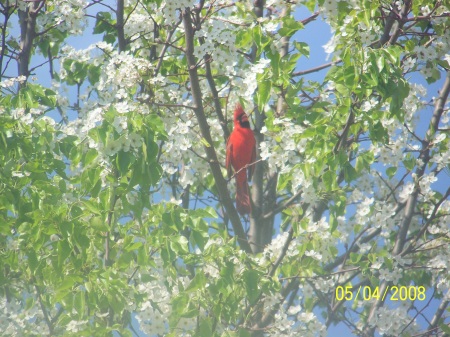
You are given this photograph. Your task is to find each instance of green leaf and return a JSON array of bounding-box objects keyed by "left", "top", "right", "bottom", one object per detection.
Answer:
[
  {"left": 350, "top": 253, "right": 362, "bottom": 264},
  {"left": 91, "top": 179, "right": 102, "bottom": 198},
  {"left": 257, "top": 79, "right": 272, "bottom": 111},
  {"left": 242, "top": 270, "right": 260, "bottom": 304},
  {"left": 55, "top": 276, "right": 77, "bottom": 302},
  {"left": 171, "top": 293, "right": 189, "bottom": 317},
  {"left": 279, "top": 16, "right": 304, "bottom": 37},
  {"left": 192, "top": 229, "right": 209, "bottom": 251},
  {"left": 145, "top": 139, "right": 159, "bottom": 161},
  {"left": 148, "top": 163, "right": 162, "bottom": 186},
  {"left": 82, "top": 200, "right": 101, "bottom": 215},
  {"left": 90, "top": 216, "right": 109, "bottom": 232},
  {"left": 93, "top": 12, "right": 113, "bottom": 34},
  {"left": 58, "top": 178, "right": 67, "bottom": 193},
  {"left": 170, "top": 236, "right": 189, "bottom": 254},
  {"left": 84, "top": 148, "right": 98, "bottom": 166},
  {"left": 88, "top": 65, "right": 101, "bottom": 85},
  {"left": 28, "top": 249, "right": 39, "bottom": 274},
  {"left": 185, "top": 272, "right": 206, "bottom": 292},
  {"left": 137, "top": 245, "right": 148, "bottom": 265},
  {"left": 293, "top": 41, "right": 310, "bottom": 57},
  {"left": 369, "top": 122, "right": 388, "bottom": 143},
  {"left": 330, "top": 213, "right": 338, "bottom": 233},
  {"left": 116, "top": 150, "right": 133, "bottom": 175},
  {"left": 386, "top": 166, "right": 397, "bottom": 178},
  {"left": 28, "top": 84, "right": 57, "bottom": 107},
  {"left": 161, "top": 240, "right": 175, "bottom": 265},
  {"left": 57, "top": 240, "right": 71, "bottom": 270},
  {"left": 388, "top": 78, "right": 409, "bottom": 115},
  {"left": 277, "top": 173, "right": 291, "bottom": 191},
  {"left": 75, "top": 233, "right": 90, "bottom": 250},
  {"left": 343, "top": 162, "right": 357, "bottom": 183},
  {"left": 252, "top": 25, "right": 262, "bottom": 51},
  {"left": 69, "top": 145, "right": 82, "bottom": 166},
  {"left": 25, "top": 88, "right": 36, "bottom": 108},
  {"left": 322, "top": 170, "right": 335, "bottom": 190},
  {"left": 195, "top": 207, "right": 218, "bottom": 219},
  {"left": 343, "top": 65, "right": 357, "bottom": 88},
  {"left": 370, "top": 50, "right": 384, "bottom": 72},
  {"left": 73, "top": 291, "right": 86, "bottom": 316},
  {"left": 124, "top": 241, "right": 143, "bottom": 252},
  {"left": 267, "top": 49, "right": 280, "bottom": 80},
  {"left": 440, "top": 324, "right": 450, "bottom": 334},
  {"left": 335, "top": 83, "right": 349, "bottom": 96},
  {"left": 198, "top": 318, "right": 213, "bottom": 336},
  {"left": 403, "top": 153, "right": 416, "bottom": 171}
]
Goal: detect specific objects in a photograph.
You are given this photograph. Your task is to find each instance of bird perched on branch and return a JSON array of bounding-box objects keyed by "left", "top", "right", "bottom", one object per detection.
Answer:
[{"left": 226, "top": 103, "right": 256, "bottom": 216}]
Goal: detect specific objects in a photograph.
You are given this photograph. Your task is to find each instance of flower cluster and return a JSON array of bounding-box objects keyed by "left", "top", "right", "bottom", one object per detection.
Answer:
[
  {"left": 260, "top": 117, "right": 307, "bottom": 175},
  {"left": 135, "top": 265, "right": 196, "bottom": 335},
  {"left": 38, "top": 0, "right": 88, "bottom": 34},
  {"left": 0, "top": 297, "right": 50, "bottom": 336},
  {"left": 370, "top": 306, "right": 419, "bottom": 336},
  {"left": 261, "top": 231, "right": 296, "bottom": 263},
  {"left": 269, "top": 307, "right": 327, "bottom": 337},
  {"left": 162, "top": 0, "right": 193, "bottom": 24},
  {"left": 97, "top": 51, "right": 152, "bottom": 95},
  {"left": 0, "top": 75, "right": 26, "bottom": 89},
  {"left": 124, "top": 13, "right": 155, "bottom": 41},
  {"left": 195, "top": 18, "right": 240, "bottom": 73},
  {"left": 159, "top": 107, "right": 206, "bottom": 191},
  {"left": 240, "top": 58, "right": 271, "bottom": 99}
]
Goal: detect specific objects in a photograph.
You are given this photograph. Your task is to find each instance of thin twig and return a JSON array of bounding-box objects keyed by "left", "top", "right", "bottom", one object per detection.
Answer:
[{"left": 292, "top": 60, "right": 342, "bottom": 77}]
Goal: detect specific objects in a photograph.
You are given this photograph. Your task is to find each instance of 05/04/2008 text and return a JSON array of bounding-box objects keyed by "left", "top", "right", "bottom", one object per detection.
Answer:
[{"left": 335, "top": 285, "right": 426, "bottom": 302}]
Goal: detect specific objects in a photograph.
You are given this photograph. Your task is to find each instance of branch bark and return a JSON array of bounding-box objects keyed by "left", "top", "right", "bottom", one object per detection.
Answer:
[
  {"left": 116, "top": 0, "right": 126, "bottom": 52},
  {"left": 182, "top": 7, "right": 251, "bottom": 253},
  {"left": 18, "top": 0, "right": 42, "bottom": 81}
]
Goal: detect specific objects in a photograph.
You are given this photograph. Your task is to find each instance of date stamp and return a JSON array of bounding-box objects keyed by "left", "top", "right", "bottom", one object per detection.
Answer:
[{"left": 335, "top": 285, "right": 426, "bottom": 302}]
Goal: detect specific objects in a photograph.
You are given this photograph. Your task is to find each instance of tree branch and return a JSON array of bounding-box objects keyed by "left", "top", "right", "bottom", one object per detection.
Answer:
[
  {"left": 182, "top": 7, "right": 251, "bottom": 253},
  {"left": 18, "top": 0, "right": 42, "bottom": 81},
  {"left": 116, "top": 0, "right": 126, "bottom": 52},
  {"left": 427, "top": 299, "right": 449, "bottom": 335},
  {"left": 292, "top": 60, "right": 342, "bottom": 77}
]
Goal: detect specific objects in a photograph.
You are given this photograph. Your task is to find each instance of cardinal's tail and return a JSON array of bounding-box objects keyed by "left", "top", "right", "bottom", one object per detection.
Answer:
[{"left": 235, "top": 171, "right": 251, "bottom": 215}]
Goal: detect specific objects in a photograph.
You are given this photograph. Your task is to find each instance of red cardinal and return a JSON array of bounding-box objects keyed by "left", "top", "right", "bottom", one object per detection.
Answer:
[{"left": 226, "top": 103, "right": 256, "bottom": 215}]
